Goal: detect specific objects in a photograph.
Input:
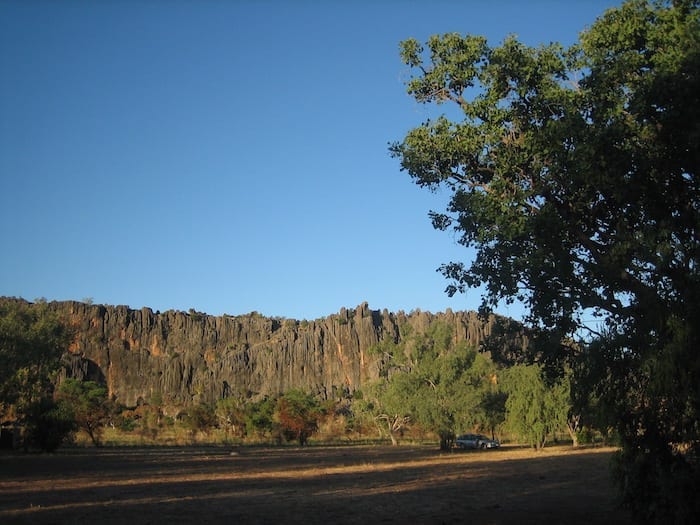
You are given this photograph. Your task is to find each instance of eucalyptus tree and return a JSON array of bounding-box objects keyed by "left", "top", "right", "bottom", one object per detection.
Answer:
[
  {"left": 367, "top": 321, "right": 500, "bottom": 449},
  {"left": 390, "top": 1, "right": 699, "bottom": 520}
]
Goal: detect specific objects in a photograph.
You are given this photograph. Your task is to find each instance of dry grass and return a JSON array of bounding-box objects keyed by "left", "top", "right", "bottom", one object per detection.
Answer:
[{"left": 0, "top": 444, "right": 630, "bottom": 524}]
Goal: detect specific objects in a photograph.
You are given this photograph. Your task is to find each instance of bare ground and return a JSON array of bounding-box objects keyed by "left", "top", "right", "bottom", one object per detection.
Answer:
[{"left": 0, "top": 444, "right": 630, "bottom": 524}]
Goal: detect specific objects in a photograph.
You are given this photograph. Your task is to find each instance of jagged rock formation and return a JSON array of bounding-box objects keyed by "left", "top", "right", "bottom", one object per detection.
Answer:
[{"left": 26, "top": 299, "right": 522, "bottom": 409}]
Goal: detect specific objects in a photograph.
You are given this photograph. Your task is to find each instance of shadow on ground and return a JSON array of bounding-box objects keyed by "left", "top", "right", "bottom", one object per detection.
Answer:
[{"left": 0, "top": 445, "right": 630, "bottom": 524}]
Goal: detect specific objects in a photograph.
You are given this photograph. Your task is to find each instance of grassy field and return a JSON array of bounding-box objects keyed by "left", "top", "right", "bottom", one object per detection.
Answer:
[{"left": 0, "top": 444, "right": 630, "bottom": 524}]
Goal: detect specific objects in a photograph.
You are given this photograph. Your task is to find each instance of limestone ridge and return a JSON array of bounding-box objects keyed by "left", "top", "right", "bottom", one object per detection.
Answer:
[{"left": 34, "top": 299, "right": 515, "bottom": 407}]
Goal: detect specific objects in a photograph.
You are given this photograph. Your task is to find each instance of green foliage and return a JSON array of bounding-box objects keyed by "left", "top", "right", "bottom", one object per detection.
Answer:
[
  {"left": 180, "top": 403, "right": 216, "bottom": 437},
  {"left": 56, "top": 379, "right": 110, "bottom": 446},
  {"left": 113, "top": 409, "right": 137, "bottom": 432},
  {"left": 368, "top": 321, "right": 503, "bottom": 449},
  {"left": 392, "top": 0, "right": 700, "bottom": 340},
  {"left": 244, "top": 396, "right": 276, "bottom": 439},
  {"left": 502, "top": 364, "right": 569, "bottom": 450},
  {"left": 612, "top": 442, "right": 700, "bottom": 524},
  {"left": 0, "top": 298, "right": 71, "bottom": 414},
  {"left": 215, "top": 397, "right": 246, "bottom": 439},
  {"left": 274, "top": 389, "right": 322, "bottom": 446},
  {"left": 580, "top": 327, "right": 700, "bottom": 520},
  {"left": 477, "top": 390, "right": 507, "bottom": 440},
  {"left": 350, "top": 387, "right": 388, "bottom": 439},
  {"left": 392, "top": 1, "right": 699, "bottom": 520},
  {"left": 134, "top": 403, "right": 163, "bottom": 441},
  {"left": 453, "top": 351, "right": 503, "bottom": 433},
  {"left": 22, "top": 397, "right": 76, "bottom": 452}
]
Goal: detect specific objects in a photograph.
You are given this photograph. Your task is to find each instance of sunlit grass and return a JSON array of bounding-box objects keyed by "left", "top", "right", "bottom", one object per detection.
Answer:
[{"left": 73, "top": 426, "right": 450, "bottom": 448}]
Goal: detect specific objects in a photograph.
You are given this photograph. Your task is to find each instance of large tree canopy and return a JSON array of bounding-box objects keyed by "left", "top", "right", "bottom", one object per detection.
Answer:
[
  {"left": 391, "top": 1, "right": 699, "bottom": 522},
  {"left": 392, "top": 0, "right": 699, "bottom": 335}
]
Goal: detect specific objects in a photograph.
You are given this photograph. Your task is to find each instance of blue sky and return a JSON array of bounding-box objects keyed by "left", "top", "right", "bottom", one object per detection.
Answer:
[{"left": 1, "top": 0, "right": 621, "bottom": 320}]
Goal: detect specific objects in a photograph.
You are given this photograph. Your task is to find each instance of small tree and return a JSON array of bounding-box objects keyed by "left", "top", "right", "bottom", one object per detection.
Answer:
[
  {"left": 180, "top": 403, "right": 216, "bottom": 440},
  {"left": 503, "top": 364, "right": 569, "bottom": 450},
  {"left": 274, "top": 389, "right": 321, "bottom": 446},
  {"left": 215, "top": 397, "right": 246, "bottom": 439},
  {"left": 374, "top": 374, "right": 415, "bottom": 446},
  {"left": 56, "top": 379, "right": 109, "bottom": 447},
  {"left": 244, "top": 396, "right": 276, "bottom": 440},
  {"left": 134, "top": 403, "right": 163, "bottom": 441},
  {"left": 351, "top": 388, "right": 405, "bottom": 443}
]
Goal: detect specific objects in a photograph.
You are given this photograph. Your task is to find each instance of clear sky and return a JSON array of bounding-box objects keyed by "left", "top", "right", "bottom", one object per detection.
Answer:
[{"left": 1, "top": 0, "right": 621, "bottom": 320}]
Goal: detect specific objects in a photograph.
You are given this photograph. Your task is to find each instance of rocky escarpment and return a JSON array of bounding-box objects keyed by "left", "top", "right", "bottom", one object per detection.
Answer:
[{"left": 42, "top": 300, "right": 520, "bottom": 409}]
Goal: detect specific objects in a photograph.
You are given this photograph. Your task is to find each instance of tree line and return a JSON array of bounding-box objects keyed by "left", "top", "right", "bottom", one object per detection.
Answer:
[
  {"left": 0, "top": 300, "right": 327, "bottom": 449},
  {"left": 1, "top": 298, "right": 611, "bottom": 452}
]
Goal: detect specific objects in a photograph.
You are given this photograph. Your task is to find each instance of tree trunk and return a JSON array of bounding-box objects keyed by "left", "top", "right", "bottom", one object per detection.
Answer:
[
  {"left": 567, "top": 415, "right": 581, "bottom": 447},
  {"left": 389, "top": 431, "right": 398, "bottom": 446}
]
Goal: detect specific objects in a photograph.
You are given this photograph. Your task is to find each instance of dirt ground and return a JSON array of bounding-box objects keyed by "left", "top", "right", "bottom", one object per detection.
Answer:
[{"left": 0, "top": 444, "right": 630, "bottom": 524}]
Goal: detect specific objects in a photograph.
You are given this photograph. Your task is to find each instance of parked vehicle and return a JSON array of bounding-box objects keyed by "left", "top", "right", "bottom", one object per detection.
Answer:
[
  {"left": 454, "top": 433, "right": 500, "bottom": 449},
  {"left": 454, "top": 434, "right": 480, "bottom": 449},
  {"left": 476, "top": 435, "right": 500, "bottom": 449}
]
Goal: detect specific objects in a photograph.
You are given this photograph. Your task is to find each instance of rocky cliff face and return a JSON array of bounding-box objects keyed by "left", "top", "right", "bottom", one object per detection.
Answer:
[{"left": 42, "top": 300, "right": 517, "bottom": 409}]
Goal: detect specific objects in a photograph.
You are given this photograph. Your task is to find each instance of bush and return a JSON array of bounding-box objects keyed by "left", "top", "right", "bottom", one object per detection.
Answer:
[
  {"left": 275, "top": 390, "right": 321, "bottom": 446},
  {"left": 180, "top": 404, "right": 216, "bottom": 438},
  {"left": 612, "top": 444, "right": 700, "bottom": 524},
  {"left": 22, "top": 397, "right": 75, "bottom": 452}
]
